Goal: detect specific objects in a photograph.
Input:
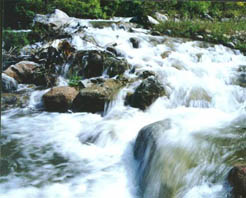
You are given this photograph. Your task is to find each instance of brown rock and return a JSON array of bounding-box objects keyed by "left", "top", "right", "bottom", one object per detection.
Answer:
[
  {"left": 72, "top": 79, "right": 123, "bottom": 113},
  {"left": 228, "top": 165, "right": 246, "bottom": 198},
  {"left": 4, "top": 61, "right": 38, "bottom": 83},
  {"left": 43, "top": 86, "right": 79, "bottom": 112}
]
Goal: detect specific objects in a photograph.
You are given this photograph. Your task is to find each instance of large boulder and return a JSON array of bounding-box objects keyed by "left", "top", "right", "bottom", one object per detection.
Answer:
[
  {"left": 3, "top": 61, "right": 38, "bottom": 84},
  {"left": 33, "top": 9, "right": 71, "bottom": 40},
  {"left": 126, "top": 77, "right": 166, "bottom": 110},
  {"left": 134, "top": 119, "right": 174, "bottom": 198},
  {"left": 43, "top": 86, "right": 79, "bottom": 112},
  {"left": 228, "top": 165, "right": 246, "bottom": 198},
  {"left": 69, "top": 50, "right": 130, "bottom": 78},
  {"left": 72, "top": 79, "right": 123, "bottom": 113},
  {"left": 2, "top": 73, "right": 18, "bottom": 92}
]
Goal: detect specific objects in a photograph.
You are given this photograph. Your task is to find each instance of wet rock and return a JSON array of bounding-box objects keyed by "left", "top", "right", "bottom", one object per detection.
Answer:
[
  {"left": 33, "top": 9, "right": 71, "bottom": 40},
  {"left": 4, "top": 61, "right": 39, "bottom": 84},
  {"left": 2, "top": 73, "right": 18, "bottom": 92},
  {"left": 57, "top": 40, "right": 75, "bottom": 61},
  {"left": 161, "top": 51, "right": 171, "bottom": 59},
  {"left": 72, "top": 79, "right": 123, "bottom": 113},
  {"left": 126, "top": 77, "right": 166, "bottom": 110},
  {"left": 104, "top": 56, "right": 130, "bottom": 78},
  {"left": 151, "top": 31, "right": 161, "bottom": 36},
  {"left": 236, "top": 65, "right": 246, "bottom": 87},
  {"left": 134, "top": 119, "right": 173, "bottom": 198},
  {"left": 1, "top": 93, "right": 30, "bottom": 111},
  {"left": 138, "top": 70, "right": 156, "bottom": 79},
  {"left": 130, "top": 37, "right": 140, "bottom": 48},
  {"left": 130, "top": 15, "right": 158, "bottom": 27},
  {"left": 69, "top": 50, "right": 129, "bottom": 78},
  {"left": 228, "top": 165, "right": 246, "bottom": 198},
  {"left": 43, "top": 86, "right": 79, "bottom": 112}
]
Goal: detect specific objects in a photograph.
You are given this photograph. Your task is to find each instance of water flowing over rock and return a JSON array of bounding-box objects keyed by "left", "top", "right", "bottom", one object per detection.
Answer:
[
  {"left": 134, "top": 119, "right": 174, "bottom": 198},
  {"left": 72, "top": 79, "right": 124, "bottom": 113},
  {"left": 43, "top": 86, "right": 79, "bottom": 112},
  {"left": 228, "top": 165, "right": 246, "bottom": 198},
  {"left": 2, "top": 73, "right": 18, "bottom": 92},
  {"left": 1, "top": 9, "right": 246, "bottom": 198},
  {"left": 126, "top": 77, "right": 166, "bottom": 110}
]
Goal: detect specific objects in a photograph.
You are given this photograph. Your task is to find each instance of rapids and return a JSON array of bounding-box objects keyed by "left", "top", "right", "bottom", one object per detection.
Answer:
[{"left": 1, "top": 14, "right": 246, "bottom": 198}]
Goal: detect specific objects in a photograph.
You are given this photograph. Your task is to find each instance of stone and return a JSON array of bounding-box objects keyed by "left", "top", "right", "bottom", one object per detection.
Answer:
[
  {"left": 129, "top": 37, "right": 140, "bottom": 48},
  {"left": 126, "top": 77, "right": 166, "bottom": 110},
  {"left": 1, "top": 93, "right": 30, "bottom": 111},
  {"left": 72, "top": 79, "right": 123, "bottom": 113},
  {"left": 2, "top": 73, "right": 18, "bottom": 92},
  {"left": 4, "top": 61, "right": 39, "bottom": 84},
  {"left": 134, "top": 119, "right": 174, "bottom": 198},
  {"left": 228, "top": 165, "right": 246, "bottom": 198},
  {"left": 69, "top": 50, "right": 129, "bottom": 78},
  {"left": 43, "top": 86, "right": 79, "bottom": 112}
]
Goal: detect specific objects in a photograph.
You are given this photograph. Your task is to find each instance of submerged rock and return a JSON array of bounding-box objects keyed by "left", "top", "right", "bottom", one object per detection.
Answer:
[
  {"left": 4, "top": 61, "right": 39, "bottom": 84},
  {"left": 2, "top": 73, "right": 18, "bottom": 92},
  {"left": 228, "top": 165, "right": 246, "bottom": 198},
  {"left": 72, "top": 79, "right": 123, "bottom": 113},
  {"left": 126, "top": 77, "right": 166, "bottom": 110},
  {"left": 43, "top": 86, "right": 79, "bottom": 112},
  {"left": 1, "top": 92, "right": 30, "bottom": 111},
  {"left": 236, "top": 65, "right": 246, "bottom": 87}
]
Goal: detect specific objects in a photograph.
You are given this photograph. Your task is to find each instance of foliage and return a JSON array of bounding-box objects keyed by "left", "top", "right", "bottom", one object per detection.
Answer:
[
  {"left": 155, "top": 19, "right": 246, "bottom": 53},
  {"left": 3, "top": 29, "right": 31, "bottom": 51},
  {"left": 68, "top": 74, "right": 83, "bottom": 87}
]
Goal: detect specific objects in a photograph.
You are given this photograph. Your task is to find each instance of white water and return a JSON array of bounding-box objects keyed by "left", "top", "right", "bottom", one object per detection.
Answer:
[{"left": 1, "top": 15, "right": 246, "bottom": 198}]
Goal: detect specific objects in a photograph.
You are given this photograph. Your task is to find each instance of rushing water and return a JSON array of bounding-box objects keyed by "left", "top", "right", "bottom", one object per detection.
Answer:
[{"left": 1, "top": 14, "right": 246, "bottom": 198}]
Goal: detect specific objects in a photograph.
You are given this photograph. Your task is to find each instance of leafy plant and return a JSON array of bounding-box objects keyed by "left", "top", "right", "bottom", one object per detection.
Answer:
[{"left": 68, "top": 74, "right": 83, "bottom": 87}]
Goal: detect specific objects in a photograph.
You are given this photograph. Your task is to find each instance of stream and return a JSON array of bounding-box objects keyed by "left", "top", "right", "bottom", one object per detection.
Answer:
[{"left": 1, "top": 11, "right": 246, "bottom": 198}]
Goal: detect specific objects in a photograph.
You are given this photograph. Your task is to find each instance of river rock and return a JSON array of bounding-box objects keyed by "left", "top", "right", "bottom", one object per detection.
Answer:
[
  {"left": 130, "top": 37, "right": 140, "bottom": 48},
  {"left": 4, "top": 61, "right": 39, "bottom": 84},
  {"left": 236, "top": 65, "right": 246, "bottom": 87},
  {"left": 33, "top": 9, "right": 71, "bottom": 40},
  {"left": 72, "top": 79, "right": 123, "bottom": 113},
  {"left": 69, "top": 50, "right": 130, "bottom": 78},
  {"left": 134, "top": 119, "right": 173, "bottom": 198},
  {"left": 130, "top": 15, "right": 158, "bottom": 27},
  {"left": 1, "top": 92, "right": 30, "bottom": 111},
  {"left": 228, "top": 165, "right": 246, "bottom": 198},
  {"left": 2, "top": 73, "right": 18, "bottom": 92},
  {"left": 126, "top": 77, "right": 166, "bottom": 110},
  {"left": 43, "top": 86, "right": 79, "bottom": 112}
]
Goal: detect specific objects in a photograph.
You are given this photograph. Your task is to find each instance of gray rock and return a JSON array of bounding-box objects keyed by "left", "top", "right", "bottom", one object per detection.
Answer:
[
  {"left": 130, "top": 37, "right": 140, "bottom": 48},
  {"left": 134, "top": 119, "right": 173, "bottom": 198},
  {"left": 2, "top": 73, "right": 18, "bottom": 92},
  {"left": 69, "top": 50, "right": 129, "bottom": 78},
  {"left": 126, "top": 77, "right": 166, "bottom": 110}
]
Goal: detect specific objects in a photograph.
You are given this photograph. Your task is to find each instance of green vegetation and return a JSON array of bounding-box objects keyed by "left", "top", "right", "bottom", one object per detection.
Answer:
[
  {"left": 68, "top": 74, "right": 83, "bottom": 88},
  {"left": 155, "top": 19, "right": 246, "bottom": 52},
  {"left": 2, "top": 0, "right": 246, "bottom": 53}
]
